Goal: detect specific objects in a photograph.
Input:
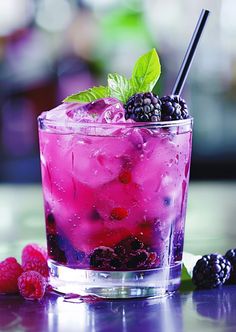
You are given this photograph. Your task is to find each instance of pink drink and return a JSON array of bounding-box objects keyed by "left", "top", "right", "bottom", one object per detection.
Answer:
[{"left": 38, "top": 98, "right": 192, "bottom": 297}]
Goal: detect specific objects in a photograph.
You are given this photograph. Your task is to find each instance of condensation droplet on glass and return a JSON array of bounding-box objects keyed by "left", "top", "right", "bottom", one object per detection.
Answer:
[{"left": 169, "top": 159, "right": 174, "bottom": 166}]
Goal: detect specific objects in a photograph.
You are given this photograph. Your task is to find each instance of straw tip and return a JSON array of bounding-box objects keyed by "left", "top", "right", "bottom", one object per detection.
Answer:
[{"left": 202, "top": 8, "right": 211, "bottom": 15}]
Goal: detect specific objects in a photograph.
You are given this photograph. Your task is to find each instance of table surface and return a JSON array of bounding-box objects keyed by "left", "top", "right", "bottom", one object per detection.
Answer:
[{"left": 0, "top": 182, "right": 236, "bottom": 332}]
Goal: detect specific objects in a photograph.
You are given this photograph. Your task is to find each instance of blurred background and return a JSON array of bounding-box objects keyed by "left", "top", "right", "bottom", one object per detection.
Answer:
[{"left": 0, "top": 0, "right": 235, "bottom": 182}]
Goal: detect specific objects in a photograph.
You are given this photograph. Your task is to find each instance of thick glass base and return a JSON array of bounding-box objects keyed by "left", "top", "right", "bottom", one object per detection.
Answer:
[{"left": 48, "top": 260, "right": 182, "bottom": 299}]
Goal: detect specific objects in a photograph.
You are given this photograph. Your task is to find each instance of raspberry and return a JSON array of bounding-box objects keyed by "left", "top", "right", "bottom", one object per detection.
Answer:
[
  {"left": 225, "top": 249, "right": 236, "bottom": 284},
  {"left": 124, "top": 92, "right": 161, "bottom": 122},
  {"left": 160, "top": 95, "right": 189, "bottom": 121},
  {"left": 147, "top": 252, "right": 160, "bottom": 267},
  {"left": 22, "top": 258, "right": 49, "bottom": 278},
  {"left": 90, "top": 246, "right": 121, "bottom": 270},
  {"left": 18, "top": 271, "right": 46, "bottom": 300},
  {"left": 0, "top": 257, "right": 23, "bottom": 294},
  {"left": 22, "top": 244, "right": 47, "bottom": 266},
  {"left": 22, "top": 243, "right": 48, "bottom": 277},
  {"left": 192, "top": 254, "right": 231, "bottom": 289},
  {"left": 118, "top": 170, "right": 132, "bottom": 184},
  {"left": 110, "top": 207, "right": 128, "bottom": 220}
]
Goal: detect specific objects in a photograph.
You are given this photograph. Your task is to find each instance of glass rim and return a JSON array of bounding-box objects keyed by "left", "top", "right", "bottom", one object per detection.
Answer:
[{"left": 38, "top": 114, "right": 193, "bottom": 131}]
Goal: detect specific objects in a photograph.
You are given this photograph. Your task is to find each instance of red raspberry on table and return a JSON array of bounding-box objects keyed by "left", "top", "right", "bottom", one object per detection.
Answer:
[
  {"left": 22, "top": 244, "right": 47, "bottom": 264},
  {"left": 0, "top": 257, "right": 23, "bottom": 294},
  {"left": 22, "top": 258, "right": 49, "bottom": 278},
  {"left": 22, "top": 244, "right": 48, "bottom": 277},
  {"left": 18, "top": 271, "right": 47, "bottom": 300}
]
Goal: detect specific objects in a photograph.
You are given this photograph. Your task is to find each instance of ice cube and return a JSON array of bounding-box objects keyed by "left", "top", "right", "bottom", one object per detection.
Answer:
[{"left": 66, "top": 98, "right": 127, "bottom": 124}]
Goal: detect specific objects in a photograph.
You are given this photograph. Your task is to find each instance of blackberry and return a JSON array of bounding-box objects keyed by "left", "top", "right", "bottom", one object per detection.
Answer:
[
  {"left": 90, "top": 246, "right": 121, "bottom": 270},
  {"left": 46, "top": 213, "right": 56, "bottom": 234},
  {"left": 192, "top": 254, "right": 231, "bottom": 289},
  {"left": 114, "top": 236, "right": 157, "bottom": 270},
  {"left": 90, "top": 209, "right": 101, "bottom": 221},
  {"left": 127, "top": 250, "right": 149, "bottom": 269},
  {"left": 47, "top": 213, "right": 55, "bottom": 225},
  {"left": 124, "top": 92, "right": 161, "bottom": 122},
  {"left": 173, "top": 231, "right": 184, "bottom": 262},
  {"left": 163, "top": 197, "right": 171, "bottom": 206},
  {"left": 47, "top": 234, "right": 67, "bottom": 264},
  {"left": 225, "top": 249, "right": 236, "bottom": 284},
  {"left": 160, "top": 95, "right": 189, "bottom": 121},
  {"left": 114, "top": 236, "right": 144, "bottom": 257}
]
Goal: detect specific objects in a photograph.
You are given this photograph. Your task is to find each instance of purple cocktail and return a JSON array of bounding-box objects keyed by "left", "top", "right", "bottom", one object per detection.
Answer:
[{"left": 38, "top": 96, "right": 192, "bottom": 298}]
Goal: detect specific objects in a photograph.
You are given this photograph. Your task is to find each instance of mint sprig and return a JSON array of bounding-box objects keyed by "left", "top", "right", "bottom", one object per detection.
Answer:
[
  {"left": 107, "top": 73, "right": 133, "bottom": 103},
  {"left": 63, "top": 48, "right": 161, "bottom": 104},
  {"left": 63, "top": 86, "right": 109, "bottom": 103}
]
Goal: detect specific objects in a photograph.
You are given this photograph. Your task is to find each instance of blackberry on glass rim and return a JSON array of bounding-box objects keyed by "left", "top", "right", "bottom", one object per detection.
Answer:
[
  {"left": 124, "top": 92, "right": 161, "bottom": 122},
  {"left": 160, "top": 95, "right": 189, "bottom": 121}
]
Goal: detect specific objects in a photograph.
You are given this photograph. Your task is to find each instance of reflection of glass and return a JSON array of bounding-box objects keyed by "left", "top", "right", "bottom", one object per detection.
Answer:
[
  {"left": 54, "top": 293, "right": 183, "bottom": 332},
  {"left": 0, "top": 292, "right": 183, "bottom": 331},
  {"left": 193, "top": 287, "right": 236, "bottom": 323},
  {"left": 0, "top": 294, "right": 49, "bottom": 331},
  {"left": 38, "top": 106, "right": 192, "bottom": 298}
]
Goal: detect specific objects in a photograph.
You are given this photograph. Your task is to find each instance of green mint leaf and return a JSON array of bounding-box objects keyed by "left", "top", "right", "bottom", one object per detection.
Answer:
[
  {"left": 131, "top": 48, "right": 161, "bottom": 93},
  {"left": 182, "top": 252, "right": 202, "bottom": 278},
  {"left": 181, "top": 264, "right": 191, "bottom": 281},
  {"left": 180, "top": 252, "right": 202, "bottom": 292},
  {"left": 108, "top": 73, "right": 133, "bottom": 103},
  {"left": 63, "top": 86, "right": 109, "bottom": 103},
  {"left": 180, "top": 265, "right": 195, "bottom": 292}
]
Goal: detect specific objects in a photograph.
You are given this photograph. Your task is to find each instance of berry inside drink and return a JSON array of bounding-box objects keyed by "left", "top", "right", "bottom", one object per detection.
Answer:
[{"left": 38, "top": 49, "right": 193, "bottom": 298}]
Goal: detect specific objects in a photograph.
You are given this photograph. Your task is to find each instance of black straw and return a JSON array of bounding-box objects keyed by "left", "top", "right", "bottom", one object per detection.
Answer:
[{"left": 172, "top": 9, "right": 210, "bottom": 96}]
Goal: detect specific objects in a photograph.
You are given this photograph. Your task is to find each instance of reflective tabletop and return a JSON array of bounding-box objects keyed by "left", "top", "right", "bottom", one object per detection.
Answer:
[{"left": 0, "top": 182, "right": 236, "bottom": 332}]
